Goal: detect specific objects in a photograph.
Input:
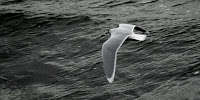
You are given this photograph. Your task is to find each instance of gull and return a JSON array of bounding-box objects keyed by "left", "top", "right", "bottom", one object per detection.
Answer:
[{"left": 102, "top": 24, "right": 149, "bottom": 83}]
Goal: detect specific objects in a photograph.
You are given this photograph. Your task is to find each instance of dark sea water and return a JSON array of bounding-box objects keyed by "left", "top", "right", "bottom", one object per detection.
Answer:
[{"left": 0, "top": 0, "right": 200, "bottom": 100}]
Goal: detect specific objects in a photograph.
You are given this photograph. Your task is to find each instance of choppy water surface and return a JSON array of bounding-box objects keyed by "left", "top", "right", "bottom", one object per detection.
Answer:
[{"left": 0, "top": 0, "right": 200, "bottom": 99}]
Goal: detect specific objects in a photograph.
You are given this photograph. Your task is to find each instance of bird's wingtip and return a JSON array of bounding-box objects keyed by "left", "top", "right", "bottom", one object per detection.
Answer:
[{"left": 107, "top": 77, "right": 114, "bottom": 83}]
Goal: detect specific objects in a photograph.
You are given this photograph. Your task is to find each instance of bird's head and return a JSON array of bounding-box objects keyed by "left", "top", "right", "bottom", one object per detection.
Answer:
[
  {"left": 102, "top": 29, "right": 111, "bottom": 37},
  {"left": 105, "top": 29, "right": 111, "bottom": 36}
]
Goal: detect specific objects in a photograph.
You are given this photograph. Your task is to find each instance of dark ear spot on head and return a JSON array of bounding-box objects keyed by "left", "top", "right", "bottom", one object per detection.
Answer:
[{"left": 104, "top": 29, "right": 109, "bottom": 35}]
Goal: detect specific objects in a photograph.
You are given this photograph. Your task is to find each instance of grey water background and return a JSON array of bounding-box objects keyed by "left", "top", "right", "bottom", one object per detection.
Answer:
[{"left": 0, "top": 0, "right": 200, "bottom": 99}]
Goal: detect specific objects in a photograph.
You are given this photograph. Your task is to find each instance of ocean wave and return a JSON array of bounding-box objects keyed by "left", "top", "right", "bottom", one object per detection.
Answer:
[{"left": 0, "top": 0, "right": 200, "bottom": 99}]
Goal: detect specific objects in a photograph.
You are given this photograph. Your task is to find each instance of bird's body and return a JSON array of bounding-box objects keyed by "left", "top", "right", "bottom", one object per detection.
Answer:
[{"left": 102, "top": 24, "right": 148, "bottom": 83}]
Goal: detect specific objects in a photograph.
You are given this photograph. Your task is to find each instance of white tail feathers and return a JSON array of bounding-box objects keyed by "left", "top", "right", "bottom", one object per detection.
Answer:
[{"left": 128, "top": 34, "right": 147, "bottom": 41}]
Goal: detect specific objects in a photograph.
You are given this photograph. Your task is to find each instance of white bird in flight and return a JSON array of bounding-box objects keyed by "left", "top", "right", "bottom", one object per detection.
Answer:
[{"left": 102, "top": 24, "right": 149, "bottom": 83}]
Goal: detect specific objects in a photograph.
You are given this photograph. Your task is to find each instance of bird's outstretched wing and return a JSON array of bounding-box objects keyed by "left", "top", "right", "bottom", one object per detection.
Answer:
[{"left": 102, "top": 33, "right": 129, "bottom": 83}]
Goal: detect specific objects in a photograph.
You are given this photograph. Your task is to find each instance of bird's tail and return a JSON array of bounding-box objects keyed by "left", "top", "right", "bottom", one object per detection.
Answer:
[{"left": 129, "top": 34, "right": 147, "bottom": 41}]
